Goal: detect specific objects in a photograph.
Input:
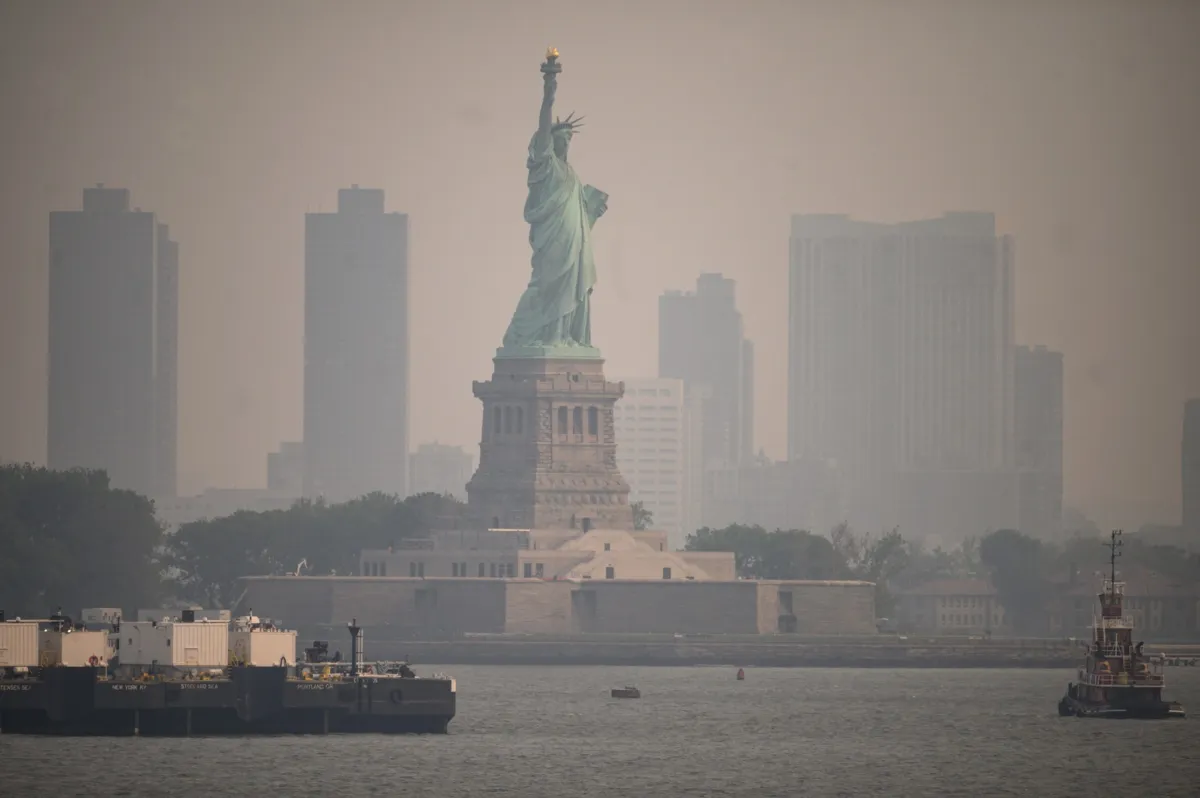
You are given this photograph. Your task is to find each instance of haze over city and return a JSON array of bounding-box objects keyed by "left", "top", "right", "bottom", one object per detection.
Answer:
[{"left": 1, "top": 0, "right": 1198, "bottom": 531}]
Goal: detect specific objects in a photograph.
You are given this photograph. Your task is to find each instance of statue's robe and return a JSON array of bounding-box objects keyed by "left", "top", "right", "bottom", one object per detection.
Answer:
[{"left": 502, "top": 129, "right": 608, "bottom": 348}]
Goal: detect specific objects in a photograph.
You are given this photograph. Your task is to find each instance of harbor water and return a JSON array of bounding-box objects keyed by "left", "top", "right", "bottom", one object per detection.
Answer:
[{"left": 3, "top": 666, "right": 1199, "bottom": 797}]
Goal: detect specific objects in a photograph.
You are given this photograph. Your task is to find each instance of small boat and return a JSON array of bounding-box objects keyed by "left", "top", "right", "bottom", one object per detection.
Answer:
[
  {"left": 611, "top": 686, "right": 640, "bottom": 699},
  {"left": 736, "top": 668, "right": 745, "bottom": 681},
  {"left": 1057, "top": 531, "right": 1186, "bottom": 720}
]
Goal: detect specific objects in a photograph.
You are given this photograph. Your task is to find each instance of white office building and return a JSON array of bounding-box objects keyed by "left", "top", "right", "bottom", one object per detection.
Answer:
[{"left": 613, "top": 378, "right": 702, "bottom": 550}]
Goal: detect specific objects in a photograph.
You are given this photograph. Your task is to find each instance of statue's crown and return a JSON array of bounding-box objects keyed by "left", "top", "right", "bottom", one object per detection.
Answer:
[{"left": 552, "top": 111, "right": 584, "bottom": 134}]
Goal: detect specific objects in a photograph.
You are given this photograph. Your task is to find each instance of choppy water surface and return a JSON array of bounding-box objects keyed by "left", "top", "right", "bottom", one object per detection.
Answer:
[{"left": 3, "top": 666, "right": 1199, "bottom": 797}]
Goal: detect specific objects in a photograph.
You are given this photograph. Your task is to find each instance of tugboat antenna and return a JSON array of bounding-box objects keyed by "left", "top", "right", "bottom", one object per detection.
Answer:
[{"left": 1108, "top": 530, "right": 1122, "bottom": 590}]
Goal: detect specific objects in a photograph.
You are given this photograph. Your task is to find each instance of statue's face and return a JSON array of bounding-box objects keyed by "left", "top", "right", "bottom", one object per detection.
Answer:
[{"left": 553, "top": 130, "right": 572, "bottom": 159}]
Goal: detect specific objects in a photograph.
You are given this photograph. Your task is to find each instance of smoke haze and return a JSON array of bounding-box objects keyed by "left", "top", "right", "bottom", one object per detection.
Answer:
[{"left": 0, "top": 0, "right": 1197, "bottom": 529}]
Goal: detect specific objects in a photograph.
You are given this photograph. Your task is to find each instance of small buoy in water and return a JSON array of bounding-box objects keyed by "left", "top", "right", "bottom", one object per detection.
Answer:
[{"left": 736, "top": 668, "right": 745, "bottom": 681}]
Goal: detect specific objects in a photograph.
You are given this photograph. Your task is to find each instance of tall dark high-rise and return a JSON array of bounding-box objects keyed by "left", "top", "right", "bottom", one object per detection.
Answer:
[
  {"left": 47, "top": 185, "right": 178, "bottom": 497},
  {"left": 658, "top": 273, "right": 754, "bottom": 469},
  {"left": 303, "top": 186, "right": 409, "bottom": 501},
  {"left": 1015, "top": 345, "right": 1064, "bottom": 538},
  {"left": 1184, "top": 399, "right": 1200, "bottom": 540},
  {"left": 788, "top": 212, "right": 1016, "bottom": 541}
]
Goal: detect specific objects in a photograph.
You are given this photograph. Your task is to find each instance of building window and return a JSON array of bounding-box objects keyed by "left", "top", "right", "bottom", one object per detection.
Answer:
[
  {"left": 459, "top": 562, "right": 466, "bottom": 576},
  {"left": 494, "top": 406, "right": 502, "bottom": 437},
  {"left": 535, "top": 563, "right": 544, "bottom": 578},
  {"left": 516, "top": 407, "right": 524, "bottom": 435},
  {"left": 524, "top": 562, "right": 533, "bottom": 578},
  {"left": 604, "top": 542, "right": 611, "bottom": 551},
  {"left": 662, "top": 567, "right": 672, "bottom": 579},
  {"left": 409, "top": 562, "right": 417, "bottom": 577},
  {"left": 588, "top": 406, "right": 598, "bottom": 435},
  {"left": 478, "top": 563, "right": 486, "bottom": 577},
  {"left": 605, "top": 566, "right": 615, "bottom": 579},
  {"left": 379, "top": 562, "right": 386, "bottom": 577},
  {"left": 452, "top": 563, "right": 459, "bottom": 577},
  {"left": 558, "top": 406, "right": 568, "bottom": 436},
  {"left": 417, "top": 562, "right": 425, "bottom": 577},
  {"left": 506, "top": 563, "right": 515, "bottom": 578},
  {"left": 490, "top": 563, "right": 497, "bottom": 578},
  {"left": 572, "top": 406, "right": 583, "bottom": 434},
  {"left": 504, "top": 406, "right": 513, "bottom": 434}
]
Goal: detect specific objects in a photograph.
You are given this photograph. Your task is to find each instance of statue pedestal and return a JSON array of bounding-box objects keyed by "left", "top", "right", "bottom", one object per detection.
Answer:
[
  {"left": 495, "top": 343, "right": 602, "bottom": 360},
  {"left": 466, "top": 355, "right": 633, "bottom": 531}
]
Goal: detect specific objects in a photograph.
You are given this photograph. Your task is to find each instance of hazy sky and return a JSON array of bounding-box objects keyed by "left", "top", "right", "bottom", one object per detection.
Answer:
[{"left": 1, "top": 0, "right": 1197, "bottom": 529}]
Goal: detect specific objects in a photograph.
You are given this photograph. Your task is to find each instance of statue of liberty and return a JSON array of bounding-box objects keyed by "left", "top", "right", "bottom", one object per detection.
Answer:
[{"left": 501, "top": 48, "right": 608, "bottom": 355}]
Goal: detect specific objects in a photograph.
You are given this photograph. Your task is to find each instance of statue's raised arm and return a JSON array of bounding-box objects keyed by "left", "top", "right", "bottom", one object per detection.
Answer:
[{"left": 537, "top": 48, "right": 561, "bottom": 144}]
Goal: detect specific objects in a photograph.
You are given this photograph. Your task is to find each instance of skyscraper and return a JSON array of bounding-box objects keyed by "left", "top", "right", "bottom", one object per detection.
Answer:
[
  {"left": 658, "top": 273, "right": 754, "bottom": 469},
  {"left": 612, "top": 377, "right": 703, "bottom": 548},
  {"left": 788, "top": 212, "right": 1016, "bottom": 540},
  {"left": 1184, "top": 399, "right": 1200, "bottom": 540},
  {"left": 48, "top": 185, "right": 178, "bottom": 498},
  {"left": 1015, "top": 345, "right": 1064, "bottom": 538},
  {"left": 266, "top": 441, "right": 304, "bottom": 495},
  {"left": 410, "top": 443, "right": 473, "bottom": 501},
  {"left": 303, "top": 186, "right": 409, "bottom": 501}
]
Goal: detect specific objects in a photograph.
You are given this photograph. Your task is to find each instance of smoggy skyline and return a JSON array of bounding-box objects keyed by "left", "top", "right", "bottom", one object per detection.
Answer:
[{"left": 1, "top": 0, "right": 1198, "bottom": 530}]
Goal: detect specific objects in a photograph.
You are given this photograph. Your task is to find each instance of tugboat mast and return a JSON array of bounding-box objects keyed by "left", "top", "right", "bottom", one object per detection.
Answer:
[{"left": 1107, "top": 530, "right": 1122, "bottom": 593}]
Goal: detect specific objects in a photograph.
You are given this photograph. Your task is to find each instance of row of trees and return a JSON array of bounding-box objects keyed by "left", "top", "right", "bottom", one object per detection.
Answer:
[
  {"left": 687, "top": 523, "right": 1200, "bottom": 633},
  {"left": 168, "top": 491, "right": 466, "bottom": 608},
  {"left": 685, "top": 524, "right": 909, "bottom": 613},
  {"left": 0, "top": 464, "right": 166, "bottom": 616},
  {"left": 977, "top": 528, "right": 1200, "bottom": 635},
  {"left": 0, "top": 464, "right": 466, "bottom": 616},
  {"left": 0, "top": 465, "right": 661, "bottom": 616},
  {"left": 5, "top": 464, "right": 1197, "bottom": 631}
]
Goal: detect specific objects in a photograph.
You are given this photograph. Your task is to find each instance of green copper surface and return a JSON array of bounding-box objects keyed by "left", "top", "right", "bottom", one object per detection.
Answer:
[{"left": 500, "top": 50, "right": 608, "bottom": 358}]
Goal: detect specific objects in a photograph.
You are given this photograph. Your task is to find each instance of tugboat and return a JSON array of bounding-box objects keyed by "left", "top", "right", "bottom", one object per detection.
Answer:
[{"left": 1058, "top": 531, "right": 1186, "bottom": 720}]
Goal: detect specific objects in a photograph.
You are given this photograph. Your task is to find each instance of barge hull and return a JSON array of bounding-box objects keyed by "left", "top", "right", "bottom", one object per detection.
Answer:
[{"left": 0, "top": 667, "right": 455, "bottom": 736}]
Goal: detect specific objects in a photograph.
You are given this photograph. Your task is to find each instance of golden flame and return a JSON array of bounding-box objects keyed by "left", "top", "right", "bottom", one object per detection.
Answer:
[{"left": 546, "top": 46, "right": 560, "bottom": 59}]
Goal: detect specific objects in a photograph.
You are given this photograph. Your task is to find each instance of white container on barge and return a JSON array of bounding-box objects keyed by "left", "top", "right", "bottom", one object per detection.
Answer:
[
  {"left": 229, "top": 615, "right": 297, "bottom": 666},
  {"left": 0, "top": 620, "right": 40, "bottom": 668},
  {"left": 117, "top": 620, "right": 229, "bottom": 668},
  {"left": 38, "top": 628, "right": 108, "bottom": 666},
  {"left": 229, "top": 628, "right": 297, "bottom": 666}
]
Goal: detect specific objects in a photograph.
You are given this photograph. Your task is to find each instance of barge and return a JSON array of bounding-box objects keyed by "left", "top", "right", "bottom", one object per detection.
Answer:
[
  {"left": 0, "top": 612, "right": 455, "bottom": 735},
  {"left": 1057, "top": 531, "right": 1185, "bottom": 720}
]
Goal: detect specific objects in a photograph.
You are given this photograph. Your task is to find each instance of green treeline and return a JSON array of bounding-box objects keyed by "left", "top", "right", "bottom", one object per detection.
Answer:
[
  {"left": 3, "top": 464, "right": 1196, "bottom": 634},
  {"left": 686, "top": 524, "right": 1200, "bottom": 634},
  {"left": 0, "top": 464, "right": 462, "bottom": 616}
]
